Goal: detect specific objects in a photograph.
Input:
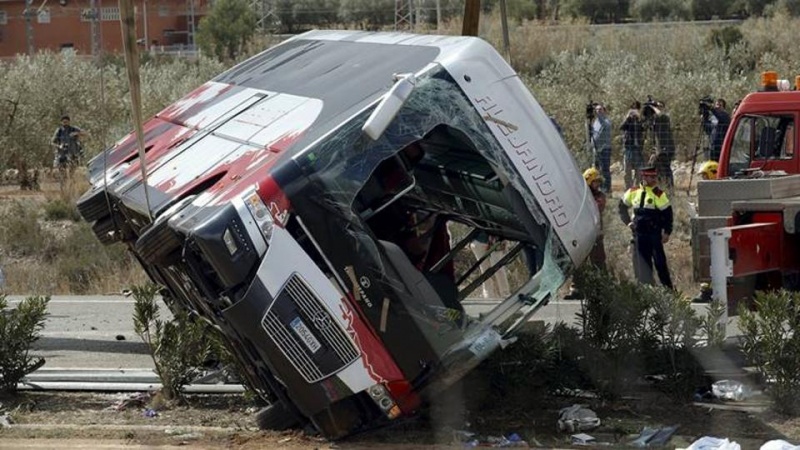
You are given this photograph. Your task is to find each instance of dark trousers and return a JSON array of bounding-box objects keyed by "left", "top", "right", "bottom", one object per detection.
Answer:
[
  {"left": 632, "top": 233, "right": 673, "bottom": 289},
  {"left": 653, "top": 153, "right": 674, "bottom": 191},
  {"left": 594, "top": 147, "right": 612, "bottom": 193}
]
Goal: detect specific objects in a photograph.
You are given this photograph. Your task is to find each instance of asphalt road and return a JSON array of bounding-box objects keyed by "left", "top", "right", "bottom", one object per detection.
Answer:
[{"left": 6, "top": 295, "right": 735, "bottom": 370}]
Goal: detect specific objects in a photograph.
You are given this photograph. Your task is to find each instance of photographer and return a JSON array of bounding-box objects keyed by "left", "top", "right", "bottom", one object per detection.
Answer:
[
  {"left": 591, "top": 103, "right": 612, "bottom": 193},
  {"left": 642, "top": 99, "right": 675, "bottom": 191},
  {"left": 51, "top": 115, "right": 86, "bottom": 170},
  {"left": 620, "top": 101, "right": 644, "bottom": 188},
  {"left": 700, "top": 97, "right": 730, "bottom": 161}
]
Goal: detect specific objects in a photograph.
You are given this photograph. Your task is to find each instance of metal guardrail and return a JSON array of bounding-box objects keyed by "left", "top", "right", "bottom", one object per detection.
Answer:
[{"left": 19, "top": 368, "right": 245, "bottom": 393}]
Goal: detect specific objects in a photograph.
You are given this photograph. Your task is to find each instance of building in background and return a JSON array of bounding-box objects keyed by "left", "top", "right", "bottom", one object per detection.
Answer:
[{"left": 0, "top": 0, "right": 207, "bottom": 57}]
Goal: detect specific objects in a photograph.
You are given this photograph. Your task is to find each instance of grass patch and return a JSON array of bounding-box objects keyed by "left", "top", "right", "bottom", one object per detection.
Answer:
[{"left": 42, "top": 198, "right": 82, "bottom": 222}]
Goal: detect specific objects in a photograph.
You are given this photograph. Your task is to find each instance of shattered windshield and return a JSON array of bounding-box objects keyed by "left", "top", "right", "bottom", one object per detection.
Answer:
[{"left": 292, "top": 67, "right": 572, "bottom": 356}]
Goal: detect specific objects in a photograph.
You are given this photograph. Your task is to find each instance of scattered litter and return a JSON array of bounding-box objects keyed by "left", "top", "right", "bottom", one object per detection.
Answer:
[
  {"left": 711, "top": 380, "right": 750, "bottom": 401},
  {"left": 108, "top": 392, "right": 150, "bottom": 411},
  {"left": 761, "top": 440, "right": 800, "bottom": 450},
  {"left": 452, "top": 431, "right": 527, "bottom": 447},
  {"left": 144, "top": 408, "right": 158, "bottom": 418},
  {"left": 694, "top": 386, "right": 713, "bottom": 401},
  {"left": 571, "top": 433, "right": 595, "bottom": 445},
  {"left": 557, "top": 404, "right": 601, "bottom": 432},
  {"left": 121, "top": 289, "right": 132, "bottom": 296},
  {"left": 0, "top": 413, "right": 13, "bottom": 428},
  {"left": 630, "top": 425, "right": 679, "bottom": 447},
  {"left": 278, "top": 437, "right": 293, "bottom": 444},
  {"left": 452, "top": 429, "right": 476, "bottom": 443},
  {"left": 683, "top": 436, "right": 741, "bottom": 450},
  {"left": 115, "top": 334, "right": 126, "bottom": 341}
]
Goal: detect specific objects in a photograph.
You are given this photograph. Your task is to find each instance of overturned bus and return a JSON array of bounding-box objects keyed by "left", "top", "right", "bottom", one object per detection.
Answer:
[{"left": 77, "top": 31, "right": 599, "bottom": 438}]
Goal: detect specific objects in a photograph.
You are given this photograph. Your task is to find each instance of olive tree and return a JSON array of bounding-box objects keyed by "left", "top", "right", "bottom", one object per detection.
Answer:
[{"left": 196, "top": 0, "right": 257, "bottom": 61}]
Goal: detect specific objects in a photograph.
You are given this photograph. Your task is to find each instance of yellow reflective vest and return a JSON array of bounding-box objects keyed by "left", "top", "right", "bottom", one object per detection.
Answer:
[{"left": 618, "top": 185, "right": 673, "bottom": 235}]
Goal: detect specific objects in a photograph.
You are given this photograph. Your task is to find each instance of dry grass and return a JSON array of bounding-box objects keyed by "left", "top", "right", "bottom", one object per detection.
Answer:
[{"left": 0, "top": 179, "right": 148, "bottom": 295}]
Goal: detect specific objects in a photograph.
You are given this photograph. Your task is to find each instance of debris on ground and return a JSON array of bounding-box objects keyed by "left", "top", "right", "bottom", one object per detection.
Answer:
[
  {"left": 115, "top": 334, "right": 126, "bottom": 341},
  {"left": 682, "top": 436, "right": 741, "bottom": 450},
  {"left": 630, "top": 425, "right": 679, "bottom": 447},
  {"left": 711, "top": 380, "right": 751, "bottom": 401},
  {"left": 0, "top": 413, "right": 13, "bottom": 428},
  {"left": 557, "top": 404, "right": 601, "bottom": 432},
  {"left": 454, "top": 430, "right": 528, "bottom": 447},
  {"left": 571, "top": 433, "right": 595, "bottom": 445},
  {"left": 107, "top": 392, "right": 151, "bottom": 411},
  {"left": 144, "top": 408, "right": 158, "bottom": 418},
  {"left": 761, "top": 440, "right": 800, "bottom": 450}
]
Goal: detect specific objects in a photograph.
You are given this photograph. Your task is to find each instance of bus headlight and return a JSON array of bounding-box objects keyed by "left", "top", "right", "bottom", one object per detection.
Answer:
[{"left": 243, "top": 191, "right": 274, "bottom": 242}]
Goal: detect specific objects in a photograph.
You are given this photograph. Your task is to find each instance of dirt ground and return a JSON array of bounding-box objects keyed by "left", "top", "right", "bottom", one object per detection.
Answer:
[
  {"left": 2, "top": 386, "right": 800, "bottom": 449},
  {"left": 2, "top": 167, "right": 798, "bottom": 448}
]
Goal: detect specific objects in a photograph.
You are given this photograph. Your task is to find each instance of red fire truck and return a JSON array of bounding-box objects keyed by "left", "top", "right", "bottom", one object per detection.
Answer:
[{"left": 693, "top": 71, "right": 800, "bottom": 321}]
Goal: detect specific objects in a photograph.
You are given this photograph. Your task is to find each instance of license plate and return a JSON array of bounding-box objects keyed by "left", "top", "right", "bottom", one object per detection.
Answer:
[{"left": 290, "top": 317, "right": 322, "bottom": 354}]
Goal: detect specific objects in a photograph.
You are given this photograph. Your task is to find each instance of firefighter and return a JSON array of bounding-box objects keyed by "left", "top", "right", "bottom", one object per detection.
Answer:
[
  {"left": 583, "top": 167, "right": 606, "bottom": 269},
  {"left": 618, "top": 165, "right": 674, "bottom": 289},
  {"left": 697, "top": 160, "right": 718, "bottom": 180}
]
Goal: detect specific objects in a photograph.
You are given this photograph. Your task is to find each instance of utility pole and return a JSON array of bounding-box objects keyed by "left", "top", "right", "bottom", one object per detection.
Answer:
[
  {"left": 436, "top": 0, "right": 441, "bottom": 32},
  {"left": 251, "top": 0, "right": 276, "bottom": 32},
  {"left": 24, "top": 0, "right": 34, "bottom": 55},
  {"left": 188, "top": 0, "right": 195, "bottom": 49},
  {"left": 143, "top": 0, "right": 149, "bottom": 52},
  {"left": 89, "top": 0, "right": 100, "bottom": 57},
  {"left": 394, "top": 0, "right": 412, "bottom": 31},
  {"left": 462, "top": 0, "right": 480, "bottom": 36}
]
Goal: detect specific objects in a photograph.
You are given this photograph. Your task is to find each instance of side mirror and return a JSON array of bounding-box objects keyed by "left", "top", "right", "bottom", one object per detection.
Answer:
[{"left": 362, "top": 73, "right": 416, "bottom": 141}]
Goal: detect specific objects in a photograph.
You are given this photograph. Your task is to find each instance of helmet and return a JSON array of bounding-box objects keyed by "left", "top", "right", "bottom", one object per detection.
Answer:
[
  {"left": 697, "top": 161, "right": 719, "bottom": 180},
  {"left": 583, "top": 167, "right": 602, "bottom": 185}
]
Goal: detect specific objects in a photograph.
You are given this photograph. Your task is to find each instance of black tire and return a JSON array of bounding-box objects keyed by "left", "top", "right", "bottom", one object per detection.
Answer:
[
  {"left": 77, "top": 187, "right": 112, "bottom": 222},
  {"left": 255, "top": 401, "right": 300, "bottom": 431},
  {"left": 134, "top": 217, "right": 182, "bottom": 266}
]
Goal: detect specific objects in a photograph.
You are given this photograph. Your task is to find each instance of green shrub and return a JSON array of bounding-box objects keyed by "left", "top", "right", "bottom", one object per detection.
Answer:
[
  {"left": 0, "top": 295, "right": 49, "bottom": 393},
  {"left": 132, "top": 284, "right": 213, "bottom": 401},
  {"left": 42, "top": 198, "right": 82, "bottom": 222},
  {"left": 739, "top": 290, "right": 800, "bottom": 415},
  {"left": 572, "top": 266, "right": 703, "bottom": 398}
]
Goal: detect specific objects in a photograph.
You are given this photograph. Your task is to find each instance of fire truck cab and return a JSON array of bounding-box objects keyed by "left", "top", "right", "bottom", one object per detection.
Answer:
[{"left": 693, "top": 71, "right": 800, "bottom": 316}]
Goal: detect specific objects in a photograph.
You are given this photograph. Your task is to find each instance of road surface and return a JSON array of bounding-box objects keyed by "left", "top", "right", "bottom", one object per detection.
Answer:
[{"left": 6, "top": 295, "right": 734, "bottom": 369}]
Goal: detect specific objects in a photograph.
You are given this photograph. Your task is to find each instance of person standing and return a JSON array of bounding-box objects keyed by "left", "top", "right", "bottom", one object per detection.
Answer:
[
  {"left": 583, "top": 167, "right": 607, "bottom": 269},
  {"left": 51, "top": 115, "right": 86, "bottom": 169},
  {"left": 644, "top": 101, "right": 675, "bottom": 192},
  {"left": 702, "top": 98, "right": 731, "bottom": 161},
  {"left": 591, "top": 103, "right": 613, "bottom": 193},
  {"left": 620, "top": 101, "right": 644, "bottom": 189},
  {"left": 618, "top": 165, "right": 673, "bottom": 289}
]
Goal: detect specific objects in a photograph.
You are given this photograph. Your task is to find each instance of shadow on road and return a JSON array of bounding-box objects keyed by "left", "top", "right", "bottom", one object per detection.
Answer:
[{"left": 32, "top": 337, "right": 150, "bottom": 355}]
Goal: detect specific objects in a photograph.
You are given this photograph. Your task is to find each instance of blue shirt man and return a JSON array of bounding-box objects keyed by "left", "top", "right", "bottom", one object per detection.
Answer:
[{"left": 591, "top": 104, "right": 612, "bottom": 193}]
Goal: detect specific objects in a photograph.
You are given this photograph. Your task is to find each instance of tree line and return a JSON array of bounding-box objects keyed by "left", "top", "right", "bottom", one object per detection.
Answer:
[{"left": 259, "top": 0, "right": 800, "bottom": 30}]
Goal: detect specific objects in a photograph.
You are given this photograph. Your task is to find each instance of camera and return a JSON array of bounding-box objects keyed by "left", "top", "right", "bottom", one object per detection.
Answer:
[
  {"left": 585, "top": 101, "right": 598, "bottom": 120},
  {"left": 642, "top": 96, "right": 658, "bottom": 119},
  {"left": 698, "top": 96, "right": 714, "bottom": 116}
]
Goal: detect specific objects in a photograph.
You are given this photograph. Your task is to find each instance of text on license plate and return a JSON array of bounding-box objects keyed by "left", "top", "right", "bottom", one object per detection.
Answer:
[{"left": 290, "top": 317, "right": 322, "bottom": 354}]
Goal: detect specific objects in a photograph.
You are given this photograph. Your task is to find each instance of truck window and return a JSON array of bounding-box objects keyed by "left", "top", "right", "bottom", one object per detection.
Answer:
[
  {"left": 753, "top": 115, "right": 794, "bottom": 160},
  {"left": 729, "top": 117, "right": 752, "bottom": 174},
  {"left": 729, "top": 114, "right": 795, "bottom": 174}
]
